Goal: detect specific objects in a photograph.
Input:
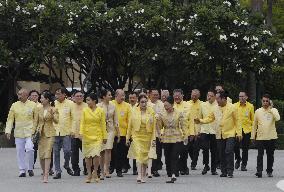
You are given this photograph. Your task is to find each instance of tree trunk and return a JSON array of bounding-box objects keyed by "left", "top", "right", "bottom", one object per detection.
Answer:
[
  {"left": 267, "top": 0, "right": 273, "bottom": 27},
  {"left": 251, "top": 0, "right": 263, "bottom": 12}
]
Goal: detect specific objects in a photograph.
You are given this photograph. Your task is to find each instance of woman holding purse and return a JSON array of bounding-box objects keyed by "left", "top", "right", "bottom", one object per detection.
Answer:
[
  {"left": 36, "top": 91, "right": 59, "bottom": 183},
  {"left": 126, "top": 94, "right": 157, "bottom": 184}
]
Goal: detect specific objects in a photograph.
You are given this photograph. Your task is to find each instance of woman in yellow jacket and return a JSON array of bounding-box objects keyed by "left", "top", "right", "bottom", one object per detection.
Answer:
[
  {"left": 80, "top": 93, "right": 107, "bottom": 183},
  {"left": 37, "top": 91, "right": 59, "bottom": 183},
  {"left": 156, "top": 96, "right": 188, "bottom": 183},
  {"left": 126, "top": 94, "right": 156, "bottom": 183}
]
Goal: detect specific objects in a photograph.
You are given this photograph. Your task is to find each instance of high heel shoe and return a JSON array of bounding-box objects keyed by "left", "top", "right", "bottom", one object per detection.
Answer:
[
  {"left": 91, "top": 172, "right": 99, "bottom": 183},
  {"left": 85, "top": 174, "right": 92, "bottom": 183},
  {"left": 43, "top": 175, "right": 48, "bottom": 183}
]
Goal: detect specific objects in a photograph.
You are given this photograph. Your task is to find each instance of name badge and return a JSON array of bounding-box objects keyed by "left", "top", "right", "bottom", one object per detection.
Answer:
[
  {"left": 245, "top": 111, "right": 249, "bottom": 117},
  {"left": 120, "top": 111, "right": 125, "bottom": 116},
  {"left": 63, "top": 107, "right": 69, "bottom": 114},
  {"left": 27, "top": 108, "right": 33, "bottom": 115},
  {"left": 265, "top": 114, "right": 272, "bottom": 121}
]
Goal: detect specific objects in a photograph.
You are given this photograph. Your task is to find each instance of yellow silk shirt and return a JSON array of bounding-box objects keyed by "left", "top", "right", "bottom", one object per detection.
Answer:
[
  {"left": 71, "top": 102, "right": 88, "bottom": 138},
  {"left": 5, "top": 100, "right": 37, "bottom": 138},
  {"left": 200, "top": 101, "right": 218, "bottom": 135},
  {"left": 234, "top": 101, "right": 254, "bottom": 134},
  {"left": 112, "top": 100, "right": 131, "bottom": 136},
  {"left": 54, "top": 99, "right": 74, "bottom": 136}
]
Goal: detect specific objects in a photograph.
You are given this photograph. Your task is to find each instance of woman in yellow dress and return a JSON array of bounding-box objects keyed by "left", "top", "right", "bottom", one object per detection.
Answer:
[
  {"left": 126, "top": 94, "right": 156, "bottom": 183},
  {"left": 80, "top": 93, "right": 107, "bottom": 183},
  {"left": 98, "top": 89, "right": 120, "bottom": 179},
  {"left": 37, "top": 91, "right": 59, "bottom": 183},
  {"left": 156, "top": 96, "right": 188, "bottom": 183}
]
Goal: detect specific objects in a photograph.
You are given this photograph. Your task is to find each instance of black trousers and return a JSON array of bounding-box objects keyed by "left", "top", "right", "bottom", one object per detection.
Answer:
[
  {"left": 256, "top": 140, "right": 276, "bottom": 173},
  {"left": 164, "top": 142, "right": 183, "bottom": 177},
  {"left": 34, "top": 141, "right": 38, "bottom": 165},
  {"left": 234, "top": 131, "right": 251, "bottom": 166},
  {"left": 71, "top": 138, "right": 86, "bottom": 172},
  {"left": 200, "top": 133, "right": 217, "bottom": 172},
  {"left": 188, "top": 138, "right": 200, "bottom": 168},
  {"left": 152, "top": 137, "right": 163, "bottom": 172},
  {"left": 112, "top": 136, "right": 129, "bottom": 173},
  {"left": 218, "top": 138, "right": 235, "bottom": 175}
]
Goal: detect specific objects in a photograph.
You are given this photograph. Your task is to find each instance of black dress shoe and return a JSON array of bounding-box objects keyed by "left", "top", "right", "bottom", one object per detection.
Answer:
[
  {"left": 216, "top": 164, "right": 220, "bottom": 169},
  {"left": 255, "top": 172, "right": 262, "bottom": 178},
  {"left": 152, "top": 171, "right": 160, "bottom": 177},
  {"left": 53, "top": 173, "right": 61, "bottom": 179},
  {"left": 122, "top": 168, "right": 128, "bottom": 173},
  {"left": 241, "top": 165, "right": 247, "bottom": 171},
  {"left": 166, "top": 178, "right": 175, "bottom": 183},
  {"left": 117, "top": 172, "right": 123, "bottom": 177},
  {"left": 267, "top": 172, "right": 273, "bottom": 177},
  {"left": 180, "top": 170, "right": 186, "bottom": 175},
  {"left": 19, "top": 173, "right": 26, "bottom": 177},
  {"left": 202, "top": 165, "right": 210, "bottom": 175},
  {"left": 211, "top": 171, "right": 218, "bottom": 175},
  {"left": 73, "top": 169, "right": 80, "bottom": 176},
  {"left": 64, "top": 167, "right": 74, "bottom": 176},
  {"left": 235, "top": 161, "right": 240, "bottom": 169},
  {"left": 49, "top": 169, "right": 54, "bottom": 176},
  {"left": 220, "top": 173, "right": 227, "bottom": 177},
  {"left": 227, "top": 173, "right": 233, "bottom": 178},
  {"left": 28, "top": 170, "right": 34, "bottom": 177}
]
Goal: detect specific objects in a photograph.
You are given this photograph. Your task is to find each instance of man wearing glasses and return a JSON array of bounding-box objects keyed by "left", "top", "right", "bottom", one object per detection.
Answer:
[
  {"left": 71, "top": 90, "right": 88, "bottom": 176},
  {"left": 251, "top": 94, "right": 280, "bottom": 178}
]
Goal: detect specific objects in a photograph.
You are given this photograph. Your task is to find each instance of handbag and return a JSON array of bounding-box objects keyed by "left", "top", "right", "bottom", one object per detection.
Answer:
[{"left": 32, "top": 130, "right": 40, "bottom": 144}]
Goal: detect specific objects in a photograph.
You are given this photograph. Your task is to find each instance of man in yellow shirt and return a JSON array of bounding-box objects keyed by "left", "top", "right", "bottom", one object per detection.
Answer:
[
  {"left": 199, "top": 90, "right": 218, "bottom": 175},
  {"left": 5, "top": 88, "right": 37, "bottom": 177},
  {"left": 148, "top": 89, "right": 164, "bottom": 177},
  {"left": 71, "top": 90, "right": 88, "bottom": 176},
  {"left": 195, "top": 91, "right": 242, "bottom": 178},
  {"left": 173, "top": 89, "right": 190, "bottom": 175},
  {"left": 234, "top": 91, "right": 254, "bottom": 171},
  {"left": 112, "top": 89, "right": 131, "bottom": 177},
  {"left": 252, "top": 94, "right": 280, "bottom": 178},
  {"left": 187, "top": 89, "right": 203, "bottom": 171},
  {"left": 53, "top": 88, "right": 74, "bottom": 179}
]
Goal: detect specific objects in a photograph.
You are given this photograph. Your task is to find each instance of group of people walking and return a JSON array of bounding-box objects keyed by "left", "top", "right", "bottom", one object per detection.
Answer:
[{"left": 4, "top": 85, "right": 281, "bottom": 184}]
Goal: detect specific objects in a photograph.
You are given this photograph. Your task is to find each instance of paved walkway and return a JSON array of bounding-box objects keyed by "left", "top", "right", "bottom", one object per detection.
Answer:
[{"left": 0, "top": 148, "right": 284, "bottom": 192}]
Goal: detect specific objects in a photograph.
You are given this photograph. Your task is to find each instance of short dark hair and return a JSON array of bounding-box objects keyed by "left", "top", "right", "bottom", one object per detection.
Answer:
[
  {"left": 138, "top": 94, "right": 148, "bottom": 102},
  {"left": 149, "top": 88, "right": 159, "bottom": 94},
  {"left": 128, "top": 91, "right": 138, "bottom": 97},
  {"left": 208, "top": 89, "right": 216, "bottom": 95},
  {"left": 100, "top": 89, "right": 110, "bottom": 99},
  {"left": 87, "top": 93, "right": 98, "bottom": 103},
  {"left": 55, "top": 87, "right": 68, "bottom": 95},
  {"left": 173, "top": 89, "right": 183, "bottom": 95},
  {"left": 262, "top": 93, "right": 271, "bottom": 100},
  {"left": 73, "top": 90, "right": 83, "bottom": 96},
  {"left": 165, "top": 96, "right": 174, "bottom": 105},
  {"left": 29, "top": 90, "right": 40, "bottom": 96},
  {"left": 217, "top": 90, "right": 228, "bottom": 100}
]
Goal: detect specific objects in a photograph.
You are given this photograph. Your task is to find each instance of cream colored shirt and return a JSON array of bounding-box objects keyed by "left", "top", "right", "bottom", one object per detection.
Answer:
[
  {"left": 54, "top": 99, "right": 74, "bottom": 136},
  {"left": 251, "top": 107, "right": 280, "bottom": 140},
  {"left": 71, "top": 102, "right": 88, "bottom": 138},
  {"left": 200, "top": 101, "right": 218, "bottom": 134}
]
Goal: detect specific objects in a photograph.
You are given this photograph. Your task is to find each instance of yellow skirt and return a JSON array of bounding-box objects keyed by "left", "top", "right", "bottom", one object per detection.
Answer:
[
  {"left": 82, "top": 140, "right": 103, "bottom": 158},
  {"left": 127, "top": 128, "right": 157, "bottom": 164},
  {"left": 102, "top": 131, "right": 115, "bottom": 150},
  {"left": 38, "top": 136, "right": 54, "bottom": 159}
]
